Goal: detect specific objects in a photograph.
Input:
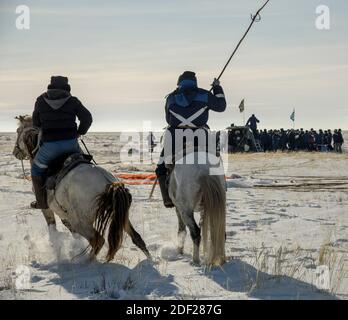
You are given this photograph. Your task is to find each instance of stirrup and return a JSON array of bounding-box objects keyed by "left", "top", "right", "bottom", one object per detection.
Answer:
[
  {"left": 163, "top": 199, "right": 174, "bottom": 208},
  {"left": 30, "top": 201, "right": 39, "bottom": 209}
]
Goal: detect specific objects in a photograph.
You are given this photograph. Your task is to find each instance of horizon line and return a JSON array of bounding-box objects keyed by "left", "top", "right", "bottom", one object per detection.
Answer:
[{"left": 1, "top": 128, "right": 348, "bottom": 134}]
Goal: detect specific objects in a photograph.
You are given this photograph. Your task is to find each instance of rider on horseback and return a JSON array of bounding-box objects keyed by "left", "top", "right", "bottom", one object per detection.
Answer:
[
  {"left": 155, "top": 71, "right": 227, "bottom": 208},
  {"left": 30, "top": 76, "right": 92, "bottom": 209}
]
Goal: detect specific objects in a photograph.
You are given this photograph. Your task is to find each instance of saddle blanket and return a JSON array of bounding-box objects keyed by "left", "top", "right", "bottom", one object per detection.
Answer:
[{"left": 46, "top": 153, "right": 93, "bottom": 190}]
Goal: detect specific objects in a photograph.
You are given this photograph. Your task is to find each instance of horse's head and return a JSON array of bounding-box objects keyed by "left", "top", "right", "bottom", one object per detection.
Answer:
[{"left": 13, "top": 115, "right": 38, "bottom": 160}]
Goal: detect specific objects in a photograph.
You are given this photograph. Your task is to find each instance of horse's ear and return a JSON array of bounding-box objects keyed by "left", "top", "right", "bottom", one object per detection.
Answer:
[{"left": 15, "top": 115, "right": 25, "bottom": 123}]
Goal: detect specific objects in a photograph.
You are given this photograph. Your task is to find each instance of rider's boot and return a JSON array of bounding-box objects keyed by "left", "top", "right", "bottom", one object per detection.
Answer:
[
  {"left": 31, "top": 176, "right": 49, "bottom": 209},
  {"left": 158, "top": 175, "right": 174, "bottom": 208}
]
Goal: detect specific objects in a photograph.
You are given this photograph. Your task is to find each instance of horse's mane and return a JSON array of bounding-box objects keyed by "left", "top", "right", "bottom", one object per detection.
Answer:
[
  {"left": 25, "top": 129, "right": 38, "bottom": 157},
  {"left": 16, "top": 115, "right": 33, "bottom": 128},
  {"left": 15, "top": 115, "right": 37, "bottom": 158}
]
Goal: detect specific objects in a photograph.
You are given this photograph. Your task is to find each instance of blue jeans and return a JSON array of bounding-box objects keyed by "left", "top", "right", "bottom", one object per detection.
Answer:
[{"left": 31, "top": 139, "right": 81, "bottom": 177}]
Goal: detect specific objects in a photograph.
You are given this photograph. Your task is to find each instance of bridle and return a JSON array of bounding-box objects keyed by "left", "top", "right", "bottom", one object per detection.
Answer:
[{"left": 13, "top": 125, "right": 40, "bottom": 180}]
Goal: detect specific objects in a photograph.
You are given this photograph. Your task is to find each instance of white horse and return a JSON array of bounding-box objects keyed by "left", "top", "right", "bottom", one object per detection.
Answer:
[
  {"left": 13, "top": 115, "right": 150, "bottom": 261},
  {"left": 168, "top": 150, "right": 226, "bottom": 266}
]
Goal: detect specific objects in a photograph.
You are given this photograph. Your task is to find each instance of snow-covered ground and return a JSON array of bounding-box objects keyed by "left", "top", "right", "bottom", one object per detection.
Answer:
[{"left": 0, "top": 132, "right": 347, "bottom": 300}]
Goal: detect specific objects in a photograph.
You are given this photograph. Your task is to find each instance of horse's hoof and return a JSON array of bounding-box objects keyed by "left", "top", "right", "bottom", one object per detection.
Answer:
[
  {"left": 191, "top": 260, "right": 200, "bottom": 266},
  {"left": 177, "top": 247, "right": 184, "bottom": 255},
  {"left": 212, "top": 257, "right": 226, "bottom": 266}
]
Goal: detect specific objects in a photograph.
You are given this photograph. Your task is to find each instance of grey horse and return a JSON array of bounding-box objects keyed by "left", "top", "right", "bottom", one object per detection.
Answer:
[
  {"left": 13, "top": 115, "right": 150, "bottom": 261},
  {"left": 168, "top": 150, "right": 226, "bottom": 266}
]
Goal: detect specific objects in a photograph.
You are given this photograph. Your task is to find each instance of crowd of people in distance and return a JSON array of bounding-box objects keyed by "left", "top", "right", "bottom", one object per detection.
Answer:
[{"left": 254, "top": 128, "right": 345, "bottom": 153}]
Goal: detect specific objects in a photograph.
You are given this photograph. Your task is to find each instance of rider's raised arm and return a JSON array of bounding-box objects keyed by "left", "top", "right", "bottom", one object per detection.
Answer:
[
  {"left": 32, "top": 99, "right": 41, "bottom": 128},
  {"left": 74, "top": 98, "right": 93, "bottom": 136},
  {"left": 207, "top": 83, "right": 226, "bottom": 113}
]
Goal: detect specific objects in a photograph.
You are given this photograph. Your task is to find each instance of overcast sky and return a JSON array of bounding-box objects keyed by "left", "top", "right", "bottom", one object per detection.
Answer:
[{"left": 0, "top": 0, "right": 347, "bottom": 131}]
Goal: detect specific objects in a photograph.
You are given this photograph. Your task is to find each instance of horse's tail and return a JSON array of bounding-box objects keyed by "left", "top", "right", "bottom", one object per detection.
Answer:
[
  {"left": 94, "top": 182, "right": 131, "bottom": 262},
  {"left": 200, "top": 174, "right": 226, "bottom": 266}
]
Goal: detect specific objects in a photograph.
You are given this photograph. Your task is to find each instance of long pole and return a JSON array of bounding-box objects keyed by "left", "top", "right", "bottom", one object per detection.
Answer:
[
  {"left": 149, "top": 177, "right": 158, "bottom": 199},
  {"left": 212, "top": 0, "right": 271, "bottom": 85}
]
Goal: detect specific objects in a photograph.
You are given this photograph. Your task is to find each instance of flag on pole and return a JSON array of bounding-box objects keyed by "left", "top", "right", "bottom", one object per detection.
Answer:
[
  {"left": 238, "top": 99, "right": 245, "bottom": 113},
  {"left": 290, "top": 109, "right": 295, "bottom": 122}
]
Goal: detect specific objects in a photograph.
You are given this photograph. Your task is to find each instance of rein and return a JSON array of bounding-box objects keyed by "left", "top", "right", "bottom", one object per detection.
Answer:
[
  {"left": 80, "top": 138, "right": 98, "bottom": 165},
  {"left": 20, "top": 159, "right": 29, "bottom": 180}
]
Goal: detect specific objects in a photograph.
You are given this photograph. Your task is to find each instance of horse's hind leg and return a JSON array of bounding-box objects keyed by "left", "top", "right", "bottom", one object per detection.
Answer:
[
  {"left": 41, "top": 209, "right": 56, "bottom": 231},
  {"left": 180, "top": 209, "right": 200, "bottom": 264},
  {"left": 176, "top": 209, "right": 187, "bottom": 254},
  {"left": 125, "top": 221, "right": 151, "bottom": 259}
]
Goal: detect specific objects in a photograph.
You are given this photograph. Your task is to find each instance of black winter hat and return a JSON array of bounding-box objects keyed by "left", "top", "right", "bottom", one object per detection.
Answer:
[
  {"left": 48, "top": 76, "right": 71, "bottom": 92},
  {"left": 177, "top": 71, "right": 197, "bottom": 85}
]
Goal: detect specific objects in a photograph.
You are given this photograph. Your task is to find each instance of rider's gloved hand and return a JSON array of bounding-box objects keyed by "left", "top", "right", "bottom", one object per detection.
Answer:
[{"left": 211, "top": 78, "right": 220, "bottom": 87}]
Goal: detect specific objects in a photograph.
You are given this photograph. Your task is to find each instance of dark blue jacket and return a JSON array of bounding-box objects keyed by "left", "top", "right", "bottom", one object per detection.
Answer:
[
  {"left": 246, "top": 115, "right": 259, "bottom": 130},
  {"left": 165, "top": 80, "right": 226, "bottom": 128}
]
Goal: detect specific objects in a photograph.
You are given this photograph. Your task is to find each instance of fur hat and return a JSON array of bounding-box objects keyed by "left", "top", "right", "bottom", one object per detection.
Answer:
[{"left": 47, "top": 76, "right": 71, "bottom": 92}]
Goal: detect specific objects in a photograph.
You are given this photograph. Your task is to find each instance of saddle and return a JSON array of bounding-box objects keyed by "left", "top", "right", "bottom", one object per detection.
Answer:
[{"left": 46, "top": 153, "right": 93, "bottom": 190}]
